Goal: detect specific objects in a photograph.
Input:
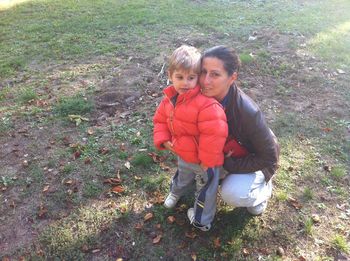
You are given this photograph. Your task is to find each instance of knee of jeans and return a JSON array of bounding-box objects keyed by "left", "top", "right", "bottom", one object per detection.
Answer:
[{"left": 220, "top": 185, "right": 247, "bottom": 207}]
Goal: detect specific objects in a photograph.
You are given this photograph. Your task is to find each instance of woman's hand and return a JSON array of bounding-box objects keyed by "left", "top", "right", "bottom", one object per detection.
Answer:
[{"left": 163, "top": 141, "right": 175, "bottom": 153}]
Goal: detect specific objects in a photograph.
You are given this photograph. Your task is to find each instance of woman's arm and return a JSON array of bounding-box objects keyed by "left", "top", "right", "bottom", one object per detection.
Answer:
[{"left": 224, "top": 105, "right": 279, "bottom": 181}]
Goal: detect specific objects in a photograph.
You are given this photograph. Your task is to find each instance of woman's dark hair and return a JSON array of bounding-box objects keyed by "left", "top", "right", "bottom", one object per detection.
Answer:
[{"left": 201, "top": 46, "right": 241, "bottom": 76}]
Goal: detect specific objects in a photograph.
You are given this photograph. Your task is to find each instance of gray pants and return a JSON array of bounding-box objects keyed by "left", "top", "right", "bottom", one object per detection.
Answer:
[{"left": 170, "top": 157, "right": 220, "bottom": 226}]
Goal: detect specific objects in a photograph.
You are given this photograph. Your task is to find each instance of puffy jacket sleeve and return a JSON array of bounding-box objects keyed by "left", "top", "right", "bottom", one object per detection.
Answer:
[
  {"left": 198, "top": 103, "right": 228, "bottom": 167},
  {"left": 153, "top": 99, "right": 171, "bottom": 150}
]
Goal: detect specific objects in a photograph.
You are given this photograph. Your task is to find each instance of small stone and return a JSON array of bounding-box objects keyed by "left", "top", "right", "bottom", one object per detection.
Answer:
[
  {"left": 277, "top": 246, "right": 285, "bottom": 256},
  {"left": 312, "top": 214, "right": 321, "bottom": 223}
]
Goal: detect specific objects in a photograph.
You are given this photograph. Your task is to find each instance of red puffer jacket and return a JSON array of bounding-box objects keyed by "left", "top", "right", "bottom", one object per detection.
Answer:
[{"left": 153, "top": 85, "right": 228, "bottom": 167}]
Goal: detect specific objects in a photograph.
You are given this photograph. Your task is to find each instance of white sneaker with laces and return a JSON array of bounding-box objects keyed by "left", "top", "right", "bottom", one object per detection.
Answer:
[
  {"left": 187, "top": 208, "right": 211, "bottom": 231},
  {"left": 247, "top": 200, "right": 268, "bottom": 215},
  {"left": 163, "top": 192, "right": 180, "bottom": 208}
]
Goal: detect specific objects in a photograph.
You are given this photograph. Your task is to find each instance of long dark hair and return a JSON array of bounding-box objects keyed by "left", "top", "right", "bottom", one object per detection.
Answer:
[{"left": 201, "top": 46, "right": 241, "bottom": 76}]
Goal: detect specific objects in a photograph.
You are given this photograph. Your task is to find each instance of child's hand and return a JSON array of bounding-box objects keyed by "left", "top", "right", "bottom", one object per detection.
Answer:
[
  {"left": 163, "top": 141, "right": 175, "bottom": 153},
  {"left": 200, "top": 163, "right": 208, "bottom": 171},
  {"left": 225, "top": 150, "right": 233, "bottom": 158}
]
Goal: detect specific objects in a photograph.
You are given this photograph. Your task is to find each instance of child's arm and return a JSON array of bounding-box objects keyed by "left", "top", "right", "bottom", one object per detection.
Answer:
[
  {"left": 153, "top": 100, "right": 172, "bottom": 150},
  {"left": 197, "top": 103, "right": 228, "bottom": 168}
]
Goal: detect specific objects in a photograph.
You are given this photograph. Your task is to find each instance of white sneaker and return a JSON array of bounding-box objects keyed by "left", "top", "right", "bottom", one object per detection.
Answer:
[
  {"left": 247, "top": 200, "right": 268, "bottom": 215},
  {"left": 187, "top": 208, "right": 211, "bottom": 231},
  {"left": 163, "top": 193, "right": 180, "bottom": 208}
]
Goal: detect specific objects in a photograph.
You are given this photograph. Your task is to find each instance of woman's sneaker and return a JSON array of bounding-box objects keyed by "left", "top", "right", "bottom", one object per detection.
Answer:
[
  {"left": 187, "top": 208, "right": 211, "bottom": 231},
  {"left": 247, "top": 200, "right": 268, "bottom": 215},
  {"left": 163, "top": 193, "right": 180, "bottom": 208}
]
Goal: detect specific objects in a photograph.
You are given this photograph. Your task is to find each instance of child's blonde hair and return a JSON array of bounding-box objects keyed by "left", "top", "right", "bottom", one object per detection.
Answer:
[{"left": 168, "top": 45, "right": 201, "bottom": 76}]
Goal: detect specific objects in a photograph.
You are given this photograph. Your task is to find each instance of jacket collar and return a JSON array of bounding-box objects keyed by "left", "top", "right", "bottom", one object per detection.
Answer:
[{"left": 163, "top": 85, "right": 201, "bottom": 103}]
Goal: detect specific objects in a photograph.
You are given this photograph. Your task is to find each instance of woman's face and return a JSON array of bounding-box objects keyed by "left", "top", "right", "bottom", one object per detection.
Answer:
[{"left": 200, "top": 57, "right": 237, "bottom": 101}]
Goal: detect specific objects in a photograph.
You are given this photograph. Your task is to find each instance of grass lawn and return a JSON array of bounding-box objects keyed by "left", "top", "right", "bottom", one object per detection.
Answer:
[{"left": 0, "top": 0, "right": 349, "bottom": 260}]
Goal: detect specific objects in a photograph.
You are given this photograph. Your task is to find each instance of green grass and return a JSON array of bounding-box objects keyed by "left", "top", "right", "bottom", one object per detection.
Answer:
[
  {"left": 332, "top": 234, "right": 350, "bottom": 254},
  {"left": 1, "top": 0, "right": 350, "bottom": 78},
  {"left": 1, "top": 0, "right": 350, "bottom": 260},
  {"left": 53, "top": 94, "right": 94, "bottom": 117}
]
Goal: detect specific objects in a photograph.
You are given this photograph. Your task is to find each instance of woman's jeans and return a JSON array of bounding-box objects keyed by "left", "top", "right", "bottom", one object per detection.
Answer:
[{"left": 219, "top": 171, "right": 272, "bottom": 208}]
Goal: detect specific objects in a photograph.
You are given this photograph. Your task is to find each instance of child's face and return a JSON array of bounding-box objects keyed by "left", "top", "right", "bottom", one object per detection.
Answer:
[{"left": 169, "top": 69, "right": 198, "bottom": 95}]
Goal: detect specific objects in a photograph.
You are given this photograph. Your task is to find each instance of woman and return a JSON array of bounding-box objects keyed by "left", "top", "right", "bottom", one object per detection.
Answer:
[{"left": 200, "top": 46, "right": 280, "bottom": 215}]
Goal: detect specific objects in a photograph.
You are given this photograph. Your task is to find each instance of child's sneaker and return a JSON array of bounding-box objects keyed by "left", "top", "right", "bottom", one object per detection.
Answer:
[
  {"left": 187, "top": 208, "right": 211, "bottom": 231},
  {"left": 246, "top": 200, "right": 268, "bottom": 215},
  {"left": 163, "top": 192, "right": 180, "bottom": 208}
]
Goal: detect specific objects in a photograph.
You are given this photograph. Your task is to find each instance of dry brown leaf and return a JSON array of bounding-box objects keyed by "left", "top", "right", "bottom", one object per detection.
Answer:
[
  {"left": 91, "top": 249, "right": 100, "bottom": 253},
  {"left": 191, "top": 252, "right": 197, "bottom": 261},
  {"left": 2, "top": 257, "right": 10, "bottom": 261},
  {"left": 111, "top": 186, "right": 125, "bottom": 194},
  {"left": 298, "top": 256, "right": 307, "bottom": 261},
  {"left": 42, "top": 185, "right": 50, "bottom": 193},
  {"left": 84, "top": 158, "right": 92, "bottom": 164},
  {"left": 103, "top": 178, "right": 122, "bottom": 185},
  {"left": 120, "top": 207, "right": 127, "bottom": 213},
  {"left": 134, "top": 223, "right": 144, "bottom": 230},
  {"left": 242, "top": 248, "right": 250, "bottom": 256},
  {"left": 73, "top": 151, "right": 81, "bottom": 159},
  {"left": 87, "top": 128, "right": 94, "bottom": 135},
  {"left": 152, "top": 234, "right": 162, "bottom": 244},
  {"left": 167, "top": 216, "right": 176, "bottom": 224},
  {"left": 81, "top": 244, "right": 89, "bottom": 252},
  {"left": 135, "top": 223, "right": 143, "bottom": 230},
  {"left": 155, "top": 223, "right": 162, "bottom": 230},
  {"left": 64, "top": 179, "right": 74, "bottom": 186},
  {"left": 213, "top": 237, "right": 220, "bottom": 249},
  {"left": 99, "top": 147, "right": 110, "bottom": 155},
  {"left": 144, "top": 212, "right": 154, "bottom": 221},
  {"left": 288, "top": 197, "right": 303, "bottom": 209},
  {"left": 37, "top": 205, "right": 48, "bottom": 219},
  {"left": 185, "top": 231, "right": 197, "bottom": 239},
  {"left": 116, "top": 258, "right": 124, "bottom": 261},
  {"left": 134, "top": 175, "right": 142, "bottom": 181}
]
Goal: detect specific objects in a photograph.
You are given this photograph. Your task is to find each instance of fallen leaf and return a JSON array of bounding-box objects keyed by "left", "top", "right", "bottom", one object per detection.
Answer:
[
  {"left": 42, "top": 185, "right": 50, "bottom": 193},
  {"left": 144, "top": 212, "right": 154, "bottom": 221},
  {"left": 288, "top": 197, "right": 303, "bottom": 210},
  {"left": 111, "top": 186, "right": 125, "bottom": 194},
  {"left": 73, "top": 151, "right": 81, "bottom": 159},
  {"left": 103, "top": 178, "right": 122, "bottom": 185},
  {"left": 120, "top": 207, "right": 127, "bottom": 213},
  {"left": 322, "top": 127, "right": 332, "bottom": 132},
  {"left": 124, "top": 161, "right": 131, "bottom": 169},
  {"left": 242, "top": 248, "right": 250, "bottom": 256},
  {"left": 116, "top": 258, "right": 124, "bottom": 261},
  {"left": 84, "top": 158, "right": 92, "bottom": 164},
  {"left": 134, "top": 223, "right": 143, "bottom": 230},
  {"left": 153, "top": 234, "right": 162, "bottom": 244},
  {"left": 37, "top": 205, "right": 48, "bottom": 219},
  {"left": 311, "top": 214, "right": 321, "bottom": 223},
  {"left": 167, "top": 216, "right": 176, "bottom": 224},
  {"left": 298, "top": 255, "right": 307, "bottom": 261},
  {"left": 155, "top": 223, "right": 162, "bottom": 230},
  {"left": 9, "top": 201, "right": 16, "bottom": 208},
  {"left": 64, "top": 179, "right": 74, "bottom": 186},
  {"left": 213, "top": 237, "right": 220, "bottom": 249},
  {"left": 91, "top": 249, "right": 100, "bottom": 253},
  {"left": 134, "top": 175, "right": 142, "bottom": 181},
  {"left": 99, "top": 147, "right": 110, "bottom": 155},
  {"left": 81, "top": 244, "right": 89, "bottom": 252},
  {"left": 2, "top": 257, "right": 10, "bottom": 261},
  {"left": 277, "top": 246, "right": 285, "bottom": 256},
  {"left": 185, "top": 231, "right": 197, "bottom": 239},
  {"left": 191, "top": 252, "right": 197, "bottom": 261},
  {"left": 87, "top": 128, "right": 94, "bottom": 135}
]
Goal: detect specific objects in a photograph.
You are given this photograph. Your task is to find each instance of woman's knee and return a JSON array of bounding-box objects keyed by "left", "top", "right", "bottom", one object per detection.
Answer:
[{"left": 220, "top": 179, "right": 249, "bottom": 207}]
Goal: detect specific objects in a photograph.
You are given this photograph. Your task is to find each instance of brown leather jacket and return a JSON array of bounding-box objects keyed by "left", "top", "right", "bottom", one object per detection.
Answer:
[{"left": 223, "top": 84, "right": 280, "bottom": 182}]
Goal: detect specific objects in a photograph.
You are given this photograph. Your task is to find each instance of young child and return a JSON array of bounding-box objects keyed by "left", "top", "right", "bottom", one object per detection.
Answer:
[{"left": 153, "top": 45, "right": 228, "bottom": 231}]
